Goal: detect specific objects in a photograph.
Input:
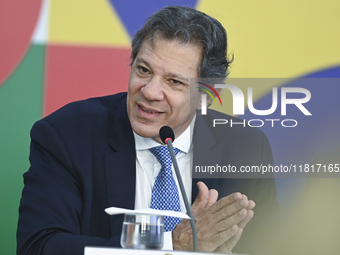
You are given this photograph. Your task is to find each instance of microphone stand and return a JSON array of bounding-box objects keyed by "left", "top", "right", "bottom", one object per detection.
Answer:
[{"left": 166, "top": 140, "right": 199, "bottom": 252}]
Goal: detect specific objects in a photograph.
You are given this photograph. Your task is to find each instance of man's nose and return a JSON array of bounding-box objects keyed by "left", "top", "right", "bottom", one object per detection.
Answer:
[{"left": 141, "top": 77, "right": 165, "bottom": 101}]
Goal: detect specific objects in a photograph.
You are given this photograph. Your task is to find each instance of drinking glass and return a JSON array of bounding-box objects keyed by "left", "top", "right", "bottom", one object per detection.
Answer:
[{"left": 120, "top": 214, "right": 164, "bottom": 249}]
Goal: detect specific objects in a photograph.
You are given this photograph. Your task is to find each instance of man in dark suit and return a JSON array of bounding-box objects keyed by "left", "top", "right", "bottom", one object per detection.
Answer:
[{"left": 17, "top": 6, "right": 279, "bottom": 255}]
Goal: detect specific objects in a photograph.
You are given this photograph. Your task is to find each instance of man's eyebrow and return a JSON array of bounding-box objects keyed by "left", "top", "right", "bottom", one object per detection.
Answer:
[
  {"left": 134, "top": 57, "right": 149, "bottom": 66},
  {"left": 167, "top": 73, "right": 189, "bottom": 83},
  {"left": 134, "top": 57, "right": 190, "bottom": 83}
]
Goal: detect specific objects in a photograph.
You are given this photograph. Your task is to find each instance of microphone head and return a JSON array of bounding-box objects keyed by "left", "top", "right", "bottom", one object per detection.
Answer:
[{"left": 159, "top": 126, "right": 175, "bottom": 144}]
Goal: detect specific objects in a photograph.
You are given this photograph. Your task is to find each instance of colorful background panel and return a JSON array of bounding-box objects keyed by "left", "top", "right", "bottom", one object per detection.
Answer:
[
  {"left": 0, "top": 0, "right": 339, "bottom": 254},
  {"left": 0, "top": 0, "right": 42, "bottom": 86},
  {"left": 109, "top": 0, "right": 199, "bottom": 37},
  {"left": 44, "top": 45, "right": 131, "bottom": 115},
  {"left": 198, "top": 0, "right": 340, "bottom": 78},
  {"left": 49, "top": 0, "right": 130, "bottom": 46}
]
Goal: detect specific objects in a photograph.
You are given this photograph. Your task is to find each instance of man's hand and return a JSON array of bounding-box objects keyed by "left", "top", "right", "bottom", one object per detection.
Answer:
[
  {"left": 172, "top": 182, "right": 255, "bottom": 253},
  {"left": 214, "top": 196, "right": 255, "bottom": 253}
]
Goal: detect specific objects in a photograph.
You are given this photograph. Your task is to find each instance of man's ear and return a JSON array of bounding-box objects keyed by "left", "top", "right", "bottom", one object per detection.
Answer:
[
  {"left": 206, "top": 88, "right": 222, "bottom": 106},
  {"left": 196, "top": 88, "right": 222, "bottom": 109}
]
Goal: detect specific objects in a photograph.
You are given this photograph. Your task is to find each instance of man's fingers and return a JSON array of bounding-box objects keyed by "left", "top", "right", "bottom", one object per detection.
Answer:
[
  {"left": 214, "top": 227, "right": 243, "bottom": 253},
  {"left": 210, "top": 209, "right": 252, "bottom": 252},
  {"left": 209, "top": 224, "right": 239, "bottom": 250},
  {"left": 206, "top": 189, "right": 218, "bottom": 208},
  {"left": 207, "top": 192, "right": 244, "bottom": 214},
  {"left": 191, "top": 182, "right": 210, "bottom": 212},
  {"left": 213, "top": 208, "right": 248, "bottom": 233},
  {"left": 206, "top": 194, "right": 249, "bottom": 225},
  {"left": 246, "top": 200, "right": 256, "bottom": 210},
  {"left": 238, "top": 209, "right": 254, "bottom": 229}
]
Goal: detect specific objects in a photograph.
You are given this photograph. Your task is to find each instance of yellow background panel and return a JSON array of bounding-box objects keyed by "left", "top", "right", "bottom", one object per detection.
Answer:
[
  {"left": 49, "top": 0, "right": 130, "bottom": 46},
  {"left": 197, "top": 0, "right": 340, "bottom": 78},
  {"left": 197, "top": 0, "right": 340, "bottom": 114}
]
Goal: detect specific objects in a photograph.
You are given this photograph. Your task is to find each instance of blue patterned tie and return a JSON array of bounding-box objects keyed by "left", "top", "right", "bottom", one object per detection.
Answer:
[{"left": 149, "top": 146, "right": 181, "bottom": 232}]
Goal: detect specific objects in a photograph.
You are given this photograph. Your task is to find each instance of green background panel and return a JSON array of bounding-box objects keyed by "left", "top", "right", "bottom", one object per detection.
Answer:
[{"left": 0, "top": 44, "right": 45, "bottom": 255}]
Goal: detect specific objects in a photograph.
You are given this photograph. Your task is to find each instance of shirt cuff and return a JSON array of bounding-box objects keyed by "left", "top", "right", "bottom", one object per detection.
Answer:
[{"left": 162, "top": 231, "right": 173, "bottom": 250}]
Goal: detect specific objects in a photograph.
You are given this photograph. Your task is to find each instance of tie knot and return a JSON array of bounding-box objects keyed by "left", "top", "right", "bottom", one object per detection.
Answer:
[{"left": 149, "top": 146, "right": 180, "bottom": 171}]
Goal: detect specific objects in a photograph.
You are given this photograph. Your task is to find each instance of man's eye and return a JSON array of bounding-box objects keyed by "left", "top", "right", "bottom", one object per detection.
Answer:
[
  {"left": 171, "top": 79, "right": 183, "bottom": 85},
  {"left": 138, "top": 66, "right": 149, "bottom": 74}
]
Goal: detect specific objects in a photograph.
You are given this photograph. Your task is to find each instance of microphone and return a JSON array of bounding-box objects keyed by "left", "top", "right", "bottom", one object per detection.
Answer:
[{"left": 159, "top": 126, "right": 199, "bottom": 252}]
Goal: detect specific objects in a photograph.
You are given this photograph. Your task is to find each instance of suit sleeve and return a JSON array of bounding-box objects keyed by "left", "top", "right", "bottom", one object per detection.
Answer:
[
  {"left": 17, "top": 119, "right": 120, "bottom": 255},
  {"left": 233, "top": 132, "right": 282, "bottom": 255}
]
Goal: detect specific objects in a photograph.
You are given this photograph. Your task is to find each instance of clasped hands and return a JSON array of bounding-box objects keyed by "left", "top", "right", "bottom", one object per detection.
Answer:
[{"left": 172, "top": 182, "right": 255, "bottom": 253}]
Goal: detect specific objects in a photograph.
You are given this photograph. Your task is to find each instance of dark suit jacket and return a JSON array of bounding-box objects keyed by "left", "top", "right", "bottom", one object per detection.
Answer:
[{"left": 17, "top": 93, "right": 280, "bottom": 255}]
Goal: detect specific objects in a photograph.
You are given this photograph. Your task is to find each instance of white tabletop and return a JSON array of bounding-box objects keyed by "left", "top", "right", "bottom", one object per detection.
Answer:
[{"left": 84, "top": 246, "right": 244, "bottom": 255}]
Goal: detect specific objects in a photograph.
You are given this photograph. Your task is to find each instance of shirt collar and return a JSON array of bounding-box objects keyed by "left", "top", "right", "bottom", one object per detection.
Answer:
[{"left": 133, "top": 114, "right": 196, "bottom": 154}]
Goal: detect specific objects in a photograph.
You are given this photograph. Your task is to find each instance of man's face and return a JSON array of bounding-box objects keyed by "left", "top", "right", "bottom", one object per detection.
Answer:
[{"left": 127, "top": 37, "right": 202, "bottom": 143}]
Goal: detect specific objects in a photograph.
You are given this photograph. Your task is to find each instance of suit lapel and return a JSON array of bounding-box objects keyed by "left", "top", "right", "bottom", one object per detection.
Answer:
[
  {"left": 104, "top": 96, "right": 136, "bottom": 235},
  {"left": 191, "top": 113, "right": 220, "bottom": 201}
]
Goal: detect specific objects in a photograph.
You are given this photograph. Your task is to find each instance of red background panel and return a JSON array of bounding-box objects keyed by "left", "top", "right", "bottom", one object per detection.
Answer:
[
  {"left": 44, "top": 45, "right": 131, "bottom": 116},
  {"left": 0, "top": 0, "right": 42, "bottom": 86}
]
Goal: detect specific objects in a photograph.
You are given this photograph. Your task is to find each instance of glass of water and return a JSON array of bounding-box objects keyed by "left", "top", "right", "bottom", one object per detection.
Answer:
[{"left": 120, "top": 214, "right": 164, "bottom": 249}]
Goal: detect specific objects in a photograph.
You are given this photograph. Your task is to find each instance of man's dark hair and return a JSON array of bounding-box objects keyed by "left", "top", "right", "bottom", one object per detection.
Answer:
[{"left": 130, "top": 6, "right": 232, "bottom": 80}]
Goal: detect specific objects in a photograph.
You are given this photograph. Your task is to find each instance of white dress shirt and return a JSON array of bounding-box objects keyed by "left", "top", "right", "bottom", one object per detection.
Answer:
[{"left": 133, "top": 117, "right": 195, "bottom": 250}]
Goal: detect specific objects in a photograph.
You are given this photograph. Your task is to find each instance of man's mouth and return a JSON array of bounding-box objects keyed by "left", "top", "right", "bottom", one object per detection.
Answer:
[
  {"left": 141, "top": 106, "right": 158, "bottom": 113},
  {"left": 138, "top": 105, "right": 163, "bottom": 115}
]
